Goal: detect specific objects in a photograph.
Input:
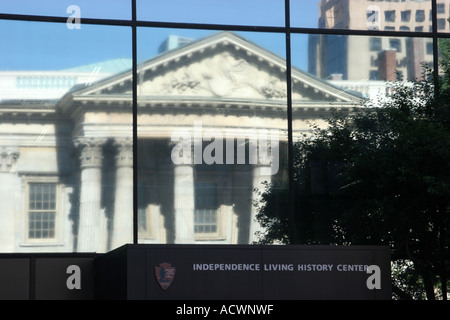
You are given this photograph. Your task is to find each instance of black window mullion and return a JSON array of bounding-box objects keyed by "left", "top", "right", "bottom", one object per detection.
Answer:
[
  {"left": 285, "top": 0, "right": 298, "bottom": 244},
  {"left": 431, "top": 0, "right": 441, "bottom": 95},
  {"left": 132, "top": 0, "right": 138, "bottom": 245}
]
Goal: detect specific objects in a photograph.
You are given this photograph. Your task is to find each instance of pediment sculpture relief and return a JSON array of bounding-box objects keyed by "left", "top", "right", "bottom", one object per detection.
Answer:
[{"left": 143, "top": 52, "right": 287, "bottom": 100}]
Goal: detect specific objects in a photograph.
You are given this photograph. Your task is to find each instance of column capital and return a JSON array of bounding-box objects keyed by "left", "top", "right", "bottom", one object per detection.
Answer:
[
  {"left": 114, "top": 137, "right": 133, "bottom": 168},
  {"left": 0, "top": 146, "right": 19, "bottom": 173},
  {"left": 74, "top": 137, "right": 106, "bottom": 168}
]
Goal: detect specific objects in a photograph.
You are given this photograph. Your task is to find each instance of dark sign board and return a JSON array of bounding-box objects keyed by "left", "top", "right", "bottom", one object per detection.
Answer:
[
  {"left": 0, "top": 255, "right": 95, "bottom": 300},
  {"left": 0, "top": 245, "right": 391, "bottom": 300},
  {"left": 95, "top": 244, "right": 392, "bottom": 300}
]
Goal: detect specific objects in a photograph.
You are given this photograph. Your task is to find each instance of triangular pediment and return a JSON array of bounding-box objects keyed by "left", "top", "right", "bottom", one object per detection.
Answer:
[{"left": 66, "top": 32, "right": 363, "bottom": 106}]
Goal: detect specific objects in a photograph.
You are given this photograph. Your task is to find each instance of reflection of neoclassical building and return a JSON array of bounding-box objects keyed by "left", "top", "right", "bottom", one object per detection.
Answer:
[{"left": 0, "top": 32, "right": 363, "bottom": 253}]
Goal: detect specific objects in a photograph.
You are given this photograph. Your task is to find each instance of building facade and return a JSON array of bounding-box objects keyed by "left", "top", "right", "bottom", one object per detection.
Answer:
[
  {"left": 0, "top": 31, "right": 363, "bottom": 253},
  {"left": 309, "top": 0, "right": 450, "bottom": 85}
]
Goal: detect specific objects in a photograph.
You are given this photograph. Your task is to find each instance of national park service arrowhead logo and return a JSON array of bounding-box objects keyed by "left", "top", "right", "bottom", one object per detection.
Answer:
[{"left": 155, "top": 262, "right": 176, "bottom": 291}]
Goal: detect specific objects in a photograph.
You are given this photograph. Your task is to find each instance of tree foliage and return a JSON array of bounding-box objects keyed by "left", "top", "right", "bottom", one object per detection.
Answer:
[{"left": 254, "top": 66, "right": 450, "bottom": 299}]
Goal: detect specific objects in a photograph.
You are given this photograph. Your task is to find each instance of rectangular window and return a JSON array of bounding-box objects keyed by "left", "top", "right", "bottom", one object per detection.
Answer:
[
  {"left": 137, "top": 0, "right": 284, "bottom": 27},
  {"left": 437, "top": 1, "right": 450, "bottom": 33},
  {"left": 390, "top": 39, "right": 402, "bottom": 53},
  {"left": 28, "top": 183, "right": 56, "bottom": 239},
  {"left": 194, "top": 182, "right": 218, "bottom": 234},
  {"left": 137, "top": 29, "right": 289, "bottom": 245},
  {"left": 416, "top": 10, "right": 425, "bottom": 22},
  {"left": 370, "top": 38, "right": 382, "bottom": 52},
  {"left": 401, "top": 10, "right": 411, "bottom": 22},
  {"left": 194, "top": 209, "right": 218, "bottom": 234},
  {"left": 437, "top": 19, "right": 446, "bottom": 30},
  {"left": 385, "top": 10, "right": 396, "bottom": 23}
]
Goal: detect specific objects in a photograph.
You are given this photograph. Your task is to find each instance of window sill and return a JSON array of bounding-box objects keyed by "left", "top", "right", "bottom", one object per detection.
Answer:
[
  {"left": 194, "top": 236, "right": 227, "bottom": 241},
  {"left": 19, "top": 242, "right": 65, "bottom": 247}
]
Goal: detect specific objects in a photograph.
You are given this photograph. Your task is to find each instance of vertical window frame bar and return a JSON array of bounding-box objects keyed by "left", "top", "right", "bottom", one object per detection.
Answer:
[
  {"left": 432, "top": 0, "right": 441, "bottom": 94},
  {"left": 132, "top": 0, "right": 138, "bottom": 244}
]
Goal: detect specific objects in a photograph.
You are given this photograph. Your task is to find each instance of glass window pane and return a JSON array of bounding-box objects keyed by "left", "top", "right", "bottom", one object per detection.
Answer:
[
  {"left": 291, "top": 33, "right": 434, "bottom": 244},
  {"left": 137, "top": 28, "right": 289, "bottom": 245},
  {"left": 0, "top": 20, "right": 132, "bottom": 253},
  {"left": 28, "top": 212, "right": 56, "bottom": 239},
  {"left": 439, "top": 38, "right": 450, "bottom": 73},
  {"left": 0, "top": 0, "right": 131, "bottom": 20},
  {"left": 437, "top": 0, "right": 450, "bottom": 33},
  {"left": 137, "top": 0, "right": 285, "bottom": 27},
  {"left": 303, "top": 33, "right": 433, "bottom": 85},
  {"left": 291, "top": 0, "right": 434, "bottom": 32}
]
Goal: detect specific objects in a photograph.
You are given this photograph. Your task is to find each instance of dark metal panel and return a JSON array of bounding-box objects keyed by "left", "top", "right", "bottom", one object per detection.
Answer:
[
  {"left": 0, "top": 258, "right": 29, "bottom": 300},
  {"left": 35, "top": 257, "right": 95, "bottom": 300}
]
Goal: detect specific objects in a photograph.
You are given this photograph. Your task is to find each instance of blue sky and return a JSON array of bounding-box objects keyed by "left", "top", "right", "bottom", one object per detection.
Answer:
[{"left": 0, "top": 1, "right": 320, "bottom": 71}]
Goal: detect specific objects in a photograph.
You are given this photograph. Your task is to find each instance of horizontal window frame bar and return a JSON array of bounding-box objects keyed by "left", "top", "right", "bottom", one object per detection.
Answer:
[{"left": 1, "top": 13, "right": 450, "bottom": 39}]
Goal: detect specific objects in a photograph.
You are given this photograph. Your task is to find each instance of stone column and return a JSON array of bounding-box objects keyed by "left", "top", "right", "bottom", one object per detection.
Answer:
[
  {"left": 174, "top": 164, "right": 195, "bottom": 243},
  {"left": 111, "top": 138, "right": 133, "bottom": 249},
  {"left": 76, "top": 138, "right": 104, "bottom": 252},
  {"left": 249, "top": 165, "right": 271, "bottom": 244},
  {"left": 0, "top": 147, "right": 19, "bottom": 252}
]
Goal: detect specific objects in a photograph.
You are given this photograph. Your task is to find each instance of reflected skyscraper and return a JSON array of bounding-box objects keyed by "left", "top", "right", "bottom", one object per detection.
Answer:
[{"left": 309, "top": 0, "right": 449, "bottom": 86}]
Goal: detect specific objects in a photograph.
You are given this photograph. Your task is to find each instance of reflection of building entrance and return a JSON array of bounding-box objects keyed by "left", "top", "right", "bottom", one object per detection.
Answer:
[
  {"left": 136, "top": 139, "right": 264, "bottom": 245},
  {"left": 137, "top": 139, "right": 173, "bottom": 243}
]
